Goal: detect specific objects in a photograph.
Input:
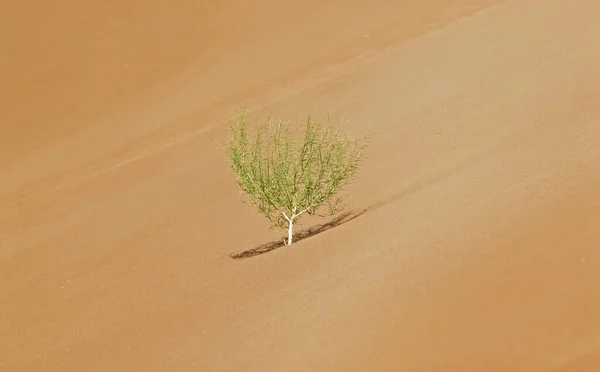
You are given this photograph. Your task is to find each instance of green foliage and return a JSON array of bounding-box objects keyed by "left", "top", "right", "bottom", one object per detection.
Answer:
[{"left": 225, "top": 109, "right": 368, "bottom": 242}]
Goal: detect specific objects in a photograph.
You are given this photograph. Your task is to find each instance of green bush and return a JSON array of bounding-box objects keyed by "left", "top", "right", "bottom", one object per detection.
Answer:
[{"left": 225, "top": 109, "right": 368, "bottom": 245}]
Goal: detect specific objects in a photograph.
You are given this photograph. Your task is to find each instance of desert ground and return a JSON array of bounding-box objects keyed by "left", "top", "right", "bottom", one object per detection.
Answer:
[{"left": 1, "top": 0, "right": 599, "bottom": 371}]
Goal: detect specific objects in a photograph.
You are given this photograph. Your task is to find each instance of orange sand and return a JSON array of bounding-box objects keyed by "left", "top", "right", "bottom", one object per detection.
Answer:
[{"left": 1, "top": 1, "right": 599, "bottom": 371}]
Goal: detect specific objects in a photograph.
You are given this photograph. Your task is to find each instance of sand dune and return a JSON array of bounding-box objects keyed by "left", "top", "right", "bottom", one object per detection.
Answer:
[{"left": 1, "top": 0, "right": 599, "bottom": 371}]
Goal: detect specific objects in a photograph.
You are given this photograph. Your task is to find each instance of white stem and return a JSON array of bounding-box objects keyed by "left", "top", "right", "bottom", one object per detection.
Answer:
[
  {"left": 286, "top": 218, "right": 294, "bottom": 246},
  {"left": 281, "top": 206, "right": 306, "bottom": 246}
]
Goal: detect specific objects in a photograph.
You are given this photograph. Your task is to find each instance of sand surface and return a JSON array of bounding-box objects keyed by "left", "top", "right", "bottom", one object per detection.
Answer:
[{"left": 1, "top": 0, "right": 599, "bottom": 371}]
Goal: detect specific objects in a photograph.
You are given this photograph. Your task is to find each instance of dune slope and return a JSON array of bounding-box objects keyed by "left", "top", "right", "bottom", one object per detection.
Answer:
[{"left": 1, "top": 0, "right": 599, "bottom": 371}]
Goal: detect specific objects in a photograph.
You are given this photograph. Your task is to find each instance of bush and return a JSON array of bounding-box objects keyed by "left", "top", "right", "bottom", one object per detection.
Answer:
[{"left": 225, "top": 109, "right": 368, "bottom": 245}]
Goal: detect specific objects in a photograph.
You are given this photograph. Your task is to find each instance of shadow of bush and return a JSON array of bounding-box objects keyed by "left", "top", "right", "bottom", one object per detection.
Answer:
[{"left": 230, "top": 209, "right": 367, "bottom": 260}]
